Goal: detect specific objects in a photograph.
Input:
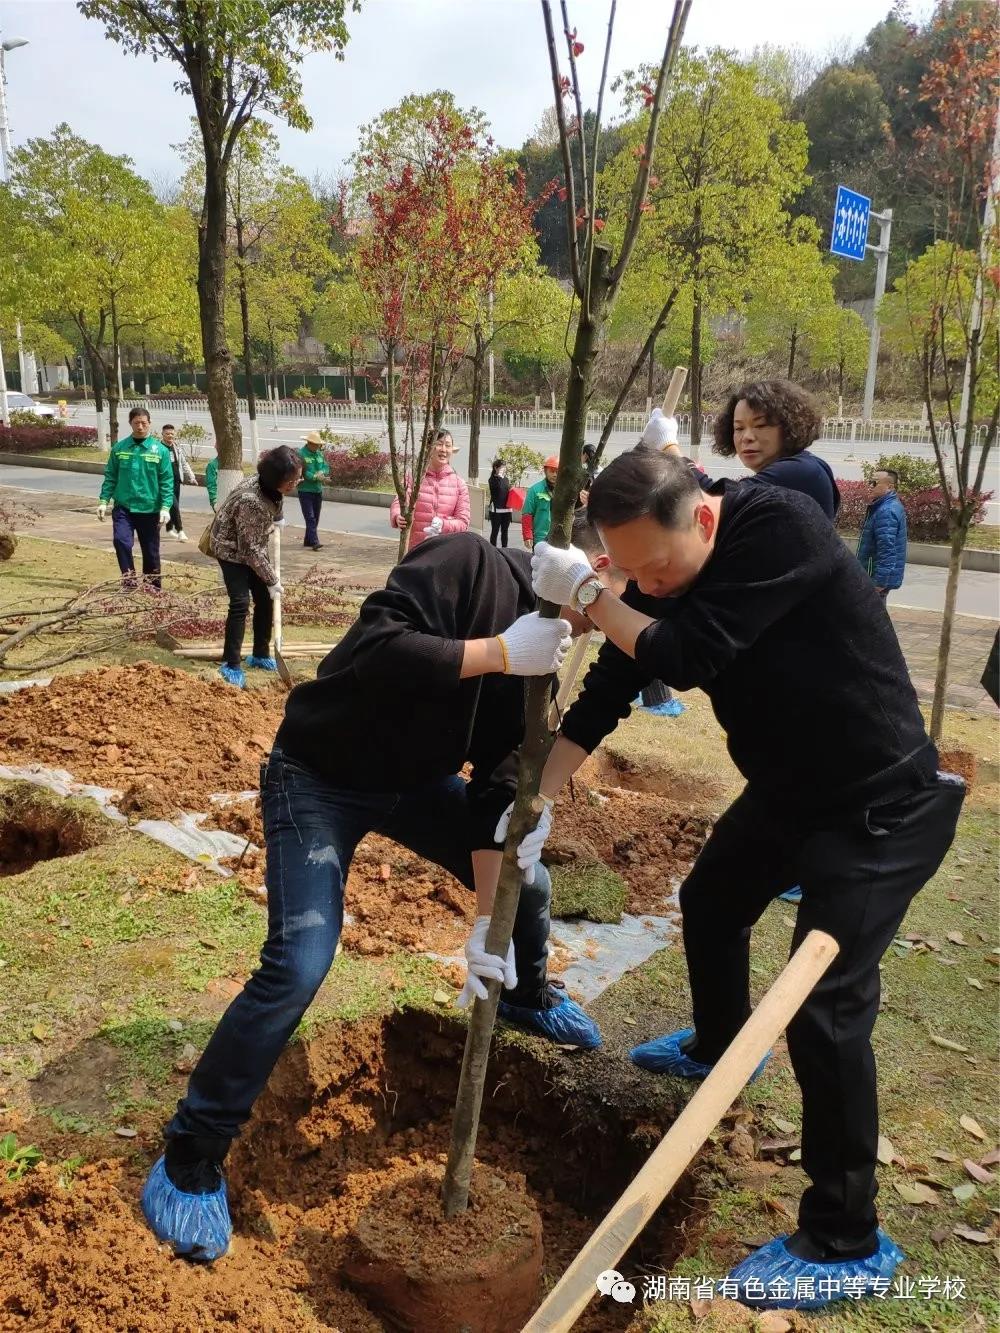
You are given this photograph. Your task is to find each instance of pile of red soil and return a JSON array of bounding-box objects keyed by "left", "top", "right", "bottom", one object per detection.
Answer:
[
  {"left": 0, "top": 664, "right": 283, "bottom": 814},
  {"left": 554, "top": 784, "right": 712, "bottom": 915}
]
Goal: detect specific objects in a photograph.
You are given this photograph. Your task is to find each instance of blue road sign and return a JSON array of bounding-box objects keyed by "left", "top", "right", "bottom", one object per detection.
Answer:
[{"left": 830, "top": 185, "right": 871, "bottom": 261}]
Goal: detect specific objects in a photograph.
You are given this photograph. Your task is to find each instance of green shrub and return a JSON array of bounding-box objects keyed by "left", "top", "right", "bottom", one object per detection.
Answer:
[
  {"left": 494, "top": 441, "right": 545, "bottom": 487},
  {"left": 8, "top": 409, "right": 58, "bottom": 428},
  {"left": 177, "top": 422, "right": 207, "bottom": 444},
  {"left": 291, "top": 385, "right": 314, "bottom": 399},
  {"left": 860, "top": 454, "right": 940, "bottom": 494}
]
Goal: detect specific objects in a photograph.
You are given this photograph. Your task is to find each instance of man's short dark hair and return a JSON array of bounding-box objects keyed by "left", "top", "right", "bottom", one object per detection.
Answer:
[
  {"left": 128, "top": 406, "right": 150, "bottom": 423},
  {"left": 713, "top": 379, "right": 821, "bottom": 458},
  {"left": 587, "top": 451, "right": 701, "bottom": 530},
  {"left": 162, "top": 423, "right": 175, "bottom": 432},
  {"left": 877, "top": 468, "right": 899, "bottom": 489},
  {"left": 257, "top": 445, "right": 302, "bottom": 492},
  {"left": 572, "top": 509, "right": 604, "bottom": 556}
]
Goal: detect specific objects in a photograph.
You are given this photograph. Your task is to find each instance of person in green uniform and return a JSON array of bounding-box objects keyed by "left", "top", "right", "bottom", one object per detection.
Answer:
[
  {"left": 205, "top": 451, "right": 219, "bottom": 511},
  {"left": 297, "top": 430, "right": 331, "bottom": 550},
  {"left": 520, "top": 456, "right": 558, "bottom": 550},
  {"left": 97, "top": 407, "right": 173, "bottom": 591}
]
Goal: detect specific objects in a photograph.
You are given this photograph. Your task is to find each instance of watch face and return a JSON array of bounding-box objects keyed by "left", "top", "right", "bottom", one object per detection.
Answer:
[{"left": 578, "top": 578, "right": 600, "bottom": 606}]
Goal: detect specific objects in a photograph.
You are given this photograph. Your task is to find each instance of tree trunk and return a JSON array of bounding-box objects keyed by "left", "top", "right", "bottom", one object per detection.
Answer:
[
  {"left": 689, "top": 290, "right": 703, "bottom": 460},
  {"left": 141, "top": 342, "right": 150, "bottom": 397},
  {"left": 199, "top": 151, "right": 242, "bottom": 481},
  {"left": 787, "top": 326, "right": 798, "bottom": 379},
  {"left": 838, "top": 355, "right": 845, "bottom": 401},
  {"left": 929, "top": 523, "right": 966, "bottom": 743},
  {"left": 468, "top": 328, "right": 486, "bottom": 482},
  {"left": 234, "top": 220, "right": 260, "bottom": 463},
  {"left": 441, "top": 245, "right": 614, "bottom": 1217},
  {"left": 646, "top": 331, "right": 657, "bottom": 403}
]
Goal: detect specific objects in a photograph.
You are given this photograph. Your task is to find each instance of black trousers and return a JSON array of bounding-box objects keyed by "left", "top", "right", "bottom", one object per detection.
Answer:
[
  {"left": 489, "top": 513, "right": 512, "bottom": 547},
  {"left": 219, "top": 559, "right": 273, "bottom": 667},
  {"left": 679, "top": 773, "right": 964, "bottom": 1255},
  {"left": 166, "top": 476, "right": 183, "bottom": 533},
  {"left": 299, "top": 491, "right": 322, "bottom": 547}
]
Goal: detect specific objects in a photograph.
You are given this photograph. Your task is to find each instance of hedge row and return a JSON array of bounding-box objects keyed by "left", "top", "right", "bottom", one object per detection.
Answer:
[
  {"left": 323, "top": 448, "right": 390, "bottom": 489},
  {"left": 0, "top": 424, "right": 98, "bottom": 453},
  {"left": 836, "top": 480, "right": 991, "bottom": 543}
]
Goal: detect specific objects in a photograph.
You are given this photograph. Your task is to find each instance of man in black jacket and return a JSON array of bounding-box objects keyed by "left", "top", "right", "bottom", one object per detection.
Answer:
[
  {"left": 525, "top": 451, "right": 964, "bottom": 1311},
  {"left": 142, "top": 533, "right": 605, "bottom": 1263}
]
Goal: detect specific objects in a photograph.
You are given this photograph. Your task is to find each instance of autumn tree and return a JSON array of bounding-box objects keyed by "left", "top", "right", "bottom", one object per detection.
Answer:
[
  {"left": 79, "top": 0, "right": 357, "bottom": 500},
  {"left": 878, "top": 5, "right": 998, "bottom": 742}
]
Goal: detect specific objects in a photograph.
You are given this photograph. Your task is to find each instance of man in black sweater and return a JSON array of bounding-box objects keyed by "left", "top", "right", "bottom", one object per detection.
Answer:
[
  {"left": 141, "top": 533, "right": 607, "bottom": 1263},
  {"left": 526, "top": 451, "right": 964, "bottom": 1311}
]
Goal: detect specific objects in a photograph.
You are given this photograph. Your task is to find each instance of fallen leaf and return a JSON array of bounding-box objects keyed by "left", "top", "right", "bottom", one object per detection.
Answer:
[
  {"left": 952, "top": 1225, "right": 992, "bottom": 1244},
  {"left": 960, "top": 1115, "right": 987, "bottom": 1141},
  {"left": 114, "top": 1127, "right": 138, "bottom": 1139},
  {"left": 930, "top": 1227, "right": 950, "bottom": 1244},
  {"left": 788, "top": 1148, "right": 802, "bottom": 1162},
  {"left": 877, "top": 1135, "right": 897, "bottom": 1165},
  {"left": 980, "top": 1148, "right": 1000, "bottom": 1167},
  {"left": 763, "top": 1195, "right": 794, "bottom": 1219},
  {"left": 894, "top": 1180, "right": 939, "bottom": 1205},
  {"left": 947, "top": 931, "right": 968, "bottom": 946},
  {"left": 432, "top": 989, "right": 450, "bottom": 1005},
  {"left": 770, "top": 1116, "right": 796, "bottom": 1135},
  {"left": 932, "top": 1149, "right": 958, "bottom": 1162},
  {"left": 622, "top": 1017, "right": 637, "bottom": 1027},
  {"left": 930, "top": 1034, "right": 969, "bottom": 1052},
  {"left": 30, "top": 1024, "right": 50, "bottom": 1042},
  {"left": 760, "top": 1137, "right": 800, "bottom": 1156},
  {"left": 964, "top": 1159, "right": 996, "bottom": 1184},
  {"left": 967, "top": 977, "right": 985, "bottom": 990},
  {"left": 952, "top": 1182, "right": 978, "bottom": 1203},
  {"left": 758, "top": 1315, "right": 792, "bottom": 1333}
]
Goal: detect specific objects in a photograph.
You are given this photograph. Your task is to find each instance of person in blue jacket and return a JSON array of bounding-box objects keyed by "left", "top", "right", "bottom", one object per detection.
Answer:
[
  {"left": 712, "top": 379, "right": 840, "bottom": 520},
  {"left": 857, "top": 469, "right": 908, "bottom": 598}
]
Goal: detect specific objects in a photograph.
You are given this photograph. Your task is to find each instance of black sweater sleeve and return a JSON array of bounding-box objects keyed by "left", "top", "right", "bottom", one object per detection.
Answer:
[
  {"left": 560, "top": 491, "right": 836, "bottom": 753},
  {"left": 336, "top": 542, "right": 472, "bottom": 690}
]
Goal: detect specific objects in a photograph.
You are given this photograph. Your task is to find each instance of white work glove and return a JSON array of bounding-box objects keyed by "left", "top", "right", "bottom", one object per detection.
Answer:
[
  {"left": 272, "top": 517, "right": 287, "bottom": 528},
  {"left": 97, "top": 502, "right": 108, "bottom": 521},
  {"left": 495, "top": 798, "right": 554, "bottom": 886},
  {"left": 530, "top": 541, "right": 594, "bottom": 609},
  {"left": 640, "top": 407, "right": 678, "bottom": 449},
  {"left": 496, "top": 611, "right": 571, "bottom": 675},
  {"left": 268, "top": 582, "right": 284, "bottom": 600},
  {"left": 423, "top": 515, "right": 444, "bottom": 536},
  {"left": 159, "top": 508, "right": 170, "bottom": 527},
  {"left": 182, "top": 463, "right": 197, "bottom": 485},
  {"left": 455, "top": 915, "right": 518, "bottom": 1009}
]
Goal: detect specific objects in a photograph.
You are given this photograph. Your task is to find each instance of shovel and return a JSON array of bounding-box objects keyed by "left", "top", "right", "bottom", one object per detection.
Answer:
[{"left": 271, "top": 526, "right": 294, "bottom": 689}]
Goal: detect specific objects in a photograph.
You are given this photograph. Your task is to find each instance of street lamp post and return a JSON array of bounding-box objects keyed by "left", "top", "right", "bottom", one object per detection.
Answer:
[{"left": 0, "top": 35, "right": 39, "bottom": 398}]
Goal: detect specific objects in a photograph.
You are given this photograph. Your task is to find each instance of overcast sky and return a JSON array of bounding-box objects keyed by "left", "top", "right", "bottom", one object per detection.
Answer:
[{"left": 1, "top": 0, "right": 935, "bottom": 187}]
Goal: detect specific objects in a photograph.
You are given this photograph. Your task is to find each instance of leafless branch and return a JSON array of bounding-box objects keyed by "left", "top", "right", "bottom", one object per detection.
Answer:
[
  {"left": 611, "top": 0, "right": 692, "bottom": 289},
  {"left": 540, "top": 0, "right": 583, "bottom": 297},
  {"left": 560, "top": 0, "right": 590, "bottom": 225},
  {"left": 594, "top": 286, "right": 679, "bottom": 463}
]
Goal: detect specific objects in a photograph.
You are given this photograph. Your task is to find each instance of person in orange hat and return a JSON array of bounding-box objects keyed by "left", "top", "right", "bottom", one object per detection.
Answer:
[{"left": 521, "top": 456, "right": 559, "bottom": 550}]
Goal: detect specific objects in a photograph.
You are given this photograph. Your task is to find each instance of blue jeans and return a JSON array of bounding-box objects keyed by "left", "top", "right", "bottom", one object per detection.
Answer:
[
  {"left": 166, "top": 748, "right": 551, "bottom": 1141},
  {"left": 298, "top": 491, "right": 322, "bottom": 547},
  {"left": 111, "top": 505, "right": 161, "bottom": 589}
]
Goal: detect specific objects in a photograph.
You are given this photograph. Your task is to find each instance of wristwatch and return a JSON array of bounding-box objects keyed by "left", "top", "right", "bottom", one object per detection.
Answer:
[{"left": 576, "top": 576, "right": 603, "bottom": 617}]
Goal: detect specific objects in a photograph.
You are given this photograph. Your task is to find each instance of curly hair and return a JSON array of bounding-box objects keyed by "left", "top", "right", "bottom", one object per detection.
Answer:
[{"left": 713, "top": 379, "right": 822, "bottom": 458}]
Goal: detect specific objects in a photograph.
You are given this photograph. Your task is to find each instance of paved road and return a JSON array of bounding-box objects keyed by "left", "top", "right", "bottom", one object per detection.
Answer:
[
  {"left": 66, "top": 402, "right": 1000, "bottom": 502},
  {"left": 3, "top": 463, "right": 997, "bottom": 619}
]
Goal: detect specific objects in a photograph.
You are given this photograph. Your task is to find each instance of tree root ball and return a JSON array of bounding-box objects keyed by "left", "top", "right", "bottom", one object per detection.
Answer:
[
  {"left": 343, "top": 1162, "right": 543, "bottom": 1332},
  {"left": 0, "top": 532, "right": 16, "bottom": 562}
]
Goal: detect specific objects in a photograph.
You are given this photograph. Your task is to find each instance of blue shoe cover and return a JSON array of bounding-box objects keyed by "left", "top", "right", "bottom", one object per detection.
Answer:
[
  {"left": 779, "top": 885, "right": 803, "bottom": 903},
  {"left": 245, "top": 655, "right": 278, "bottom": 671},
  {"left": 141, "top": 1155, "right": 231, "bottom": 1262},
  {"left": 630, "top": 1026, "right": 770, "bottom": 1082},
  {"left": 724, "top": 1230, "right": 905, "bottom": 1309},
  {"left": 498, "top": 989, "right": 603, "bottom": 1049},
  {"left": 644, "top": 699, "right": 686, "bottom": 717},
  {"left": 219, "top": 664, "right": 245, "bottom": 688}
]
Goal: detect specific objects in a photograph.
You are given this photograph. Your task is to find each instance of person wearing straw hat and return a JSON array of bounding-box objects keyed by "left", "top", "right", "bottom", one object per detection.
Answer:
[{"left": 298, "top": 431, "right": 330, "bottom": 551}]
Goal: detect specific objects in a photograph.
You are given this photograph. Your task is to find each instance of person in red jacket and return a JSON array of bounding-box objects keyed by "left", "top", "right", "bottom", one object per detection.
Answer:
[{"left": 389, "top": 429, "right": 471, "bottom": 548}]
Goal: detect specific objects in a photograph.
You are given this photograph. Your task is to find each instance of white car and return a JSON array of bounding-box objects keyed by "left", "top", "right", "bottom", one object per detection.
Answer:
[{"left": 6, "top": 391, "right": 56, "bottom": 419}]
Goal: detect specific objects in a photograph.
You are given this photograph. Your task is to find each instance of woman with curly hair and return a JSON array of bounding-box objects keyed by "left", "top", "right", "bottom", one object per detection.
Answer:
[{"left": 713, "top": 379, "right": 840, "bottom": 520}]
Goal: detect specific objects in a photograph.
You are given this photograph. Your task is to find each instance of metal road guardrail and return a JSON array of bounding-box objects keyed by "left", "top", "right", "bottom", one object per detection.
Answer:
[{"left": 73, "top": 398, "right": 991, "bottom": 453}]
